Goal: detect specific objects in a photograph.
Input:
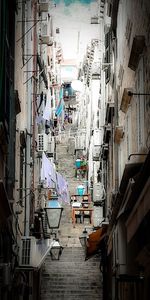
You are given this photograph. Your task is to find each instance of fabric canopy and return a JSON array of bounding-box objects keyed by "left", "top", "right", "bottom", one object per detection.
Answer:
[{"left": 85, "top": 225, "right": 108, "bottom": 260}]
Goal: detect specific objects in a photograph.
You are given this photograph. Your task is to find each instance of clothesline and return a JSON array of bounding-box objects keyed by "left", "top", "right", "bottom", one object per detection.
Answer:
[{"left": 40, "top": 152, "right": 69, "bottom": 203}]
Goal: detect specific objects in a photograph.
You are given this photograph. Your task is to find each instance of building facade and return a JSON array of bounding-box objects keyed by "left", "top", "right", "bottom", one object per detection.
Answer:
[
  {"left": 1, "top": 0, "right": 150, "bottom": 299},
  {"left": 100, "top": 0, "right": 150, "bottom": 299},
  {"left": 0, "top": 1, "right": 65, "bottom": 299}
]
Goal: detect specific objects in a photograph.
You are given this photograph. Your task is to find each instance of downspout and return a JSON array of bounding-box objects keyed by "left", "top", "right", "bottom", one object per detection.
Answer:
[
  {"left": 31, "top": 0, "right": 37, "bottom": 223},
  {"left": 24, "top": 1, "right": 37, "bottom": 236},
  {"left": 114, "top": 38, "right": 119, "bottom": 192}
]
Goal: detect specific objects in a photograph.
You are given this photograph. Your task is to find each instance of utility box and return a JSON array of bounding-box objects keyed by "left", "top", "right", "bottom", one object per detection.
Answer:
[{"left": 93, "top": 182, "right": 105, "bottom": 202}]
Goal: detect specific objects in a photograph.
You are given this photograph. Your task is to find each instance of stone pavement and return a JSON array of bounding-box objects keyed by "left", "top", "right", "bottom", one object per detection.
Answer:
[{"left": 40, "top": 126, "right": 103, "bottom": 300}]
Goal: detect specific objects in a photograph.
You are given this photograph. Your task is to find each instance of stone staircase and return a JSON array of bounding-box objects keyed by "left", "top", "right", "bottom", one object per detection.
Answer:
[
  {"left": 40, "top": 127, "right": 103, "bottom": 299},
  {"left": 40, "top": 247, "right": 103, "bottom": 300}
]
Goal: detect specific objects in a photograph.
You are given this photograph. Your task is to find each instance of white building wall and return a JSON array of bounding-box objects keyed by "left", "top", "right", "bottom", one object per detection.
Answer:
[{"left": 115, "top": 0, "right": 150, "bottom": 183}]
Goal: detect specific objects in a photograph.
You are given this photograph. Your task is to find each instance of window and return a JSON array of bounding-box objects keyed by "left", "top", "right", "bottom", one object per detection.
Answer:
[
  {"left": 105, "top": 30, "right": 111, "bottom": 83},
  {"left": 135, "top": 58, "right": 145, "bottom": 150}
]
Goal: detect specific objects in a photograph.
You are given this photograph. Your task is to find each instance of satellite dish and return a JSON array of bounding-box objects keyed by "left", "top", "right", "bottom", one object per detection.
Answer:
[{"left": 71, "top": 80, "right": 83, "bottom": 92}]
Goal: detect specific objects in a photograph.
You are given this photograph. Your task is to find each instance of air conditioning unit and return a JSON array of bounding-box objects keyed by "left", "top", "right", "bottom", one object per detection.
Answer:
[
  {"left": 93, "top": 146, "right": 100, "bottom": 161},
  {"left": 93, "top": 153, "right": 99, "bottom": 161},
  {"left": 19, "top": 237, "right": 37, "bottom": 267},
  {"left": 38, "top": 133, "right": 48, "bottom": 152},
  {"left": 39, "top": 23, "right": 53, "bottom": 45},
  {"left": 93, "top": 182, "right": 105, "bottom": 202},
  {"left": 93, "top": 129, "right": 102, "bottom": 146},
  {"left": 91, "top": 17, "right": 99, "bottom": 24}
]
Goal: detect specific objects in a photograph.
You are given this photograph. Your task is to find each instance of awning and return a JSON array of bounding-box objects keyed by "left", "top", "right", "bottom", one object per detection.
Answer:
[
  {"left": 109, "top": 162, "right": 143, "bottom": 230},
  {"left": 126, "top": 158, "right": 150, "bottom": 242},
  {"left": 128, "top": 36, "right": 145, "bottom": 71},
  {"left": 85, "top": 225, "right": 108, "bottom": 260},
  {"left": 0, "top": 180, "right": 12, "bottom": 226}
]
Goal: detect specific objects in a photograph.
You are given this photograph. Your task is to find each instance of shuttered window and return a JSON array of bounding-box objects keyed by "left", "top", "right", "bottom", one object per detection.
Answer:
[
  {"left": 135, "top": 58, "right": 145, "bottom": 150},
  {"left": 105, "top": 31, "right": 111, "bottom": 83}
]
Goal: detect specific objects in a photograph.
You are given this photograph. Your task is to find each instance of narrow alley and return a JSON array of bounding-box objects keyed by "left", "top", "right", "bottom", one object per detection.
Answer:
[
  {"left": 0, "top": 1, "right": 150, "bottom": 299},
  {"left": 40, "top": 126, "right": 103, "bottom": 299}
]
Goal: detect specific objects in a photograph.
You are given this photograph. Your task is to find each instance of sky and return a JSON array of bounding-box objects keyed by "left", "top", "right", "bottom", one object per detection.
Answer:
[{"left": 51, "top": 0, "right": 100, "bottom": 64}]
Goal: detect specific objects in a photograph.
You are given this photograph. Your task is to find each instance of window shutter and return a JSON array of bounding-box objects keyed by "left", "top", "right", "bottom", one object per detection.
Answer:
[{"left": 105, "top": 31, "right": 111, "bottom": 83}]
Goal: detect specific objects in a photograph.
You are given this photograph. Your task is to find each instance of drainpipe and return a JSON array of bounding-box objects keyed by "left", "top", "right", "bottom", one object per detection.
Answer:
[
  {"left": 113, "top": 38, "right": 119, "bottom": 192},
  {"left": 31, "top": 0, "right": 37, "bottom": 222},
  {"left": 24, "top": 1, "right": 37, "bottom": 235},
  {"left": 24, "top": 2, "right": 32, "bottom": 236}
]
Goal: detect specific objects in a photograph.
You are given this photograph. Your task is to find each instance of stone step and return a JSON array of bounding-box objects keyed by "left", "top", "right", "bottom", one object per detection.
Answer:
[
  {"left": 40, "top": 247, "right": 103, "bottom": 300},
  {"left": 40, "top": 128, "right": 102, "bottom": 300}
]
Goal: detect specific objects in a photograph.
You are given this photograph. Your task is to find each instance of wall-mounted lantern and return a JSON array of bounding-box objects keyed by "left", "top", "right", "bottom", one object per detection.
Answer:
[
  {"left": 45, "top": 197, "right": 63, "bottom": 229},
  {"left": 50, "top": 239, "right": 63, "bottom": 260},
  {"left": 79, "top": 228, "right": 88, "bottom": 248}
]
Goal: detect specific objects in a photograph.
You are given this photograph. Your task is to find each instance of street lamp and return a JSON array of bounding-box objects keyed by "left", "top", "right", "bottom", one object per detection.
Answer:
[
  {"left": 44, "top": 195, "right": 64, "bottom": 260},
  {"left": 79, "top": 228, "right": 88, "bottom": 248},
  {"left": 45, "top": 197, "right": 63, "bottom": 229},
  {"left": 50, "top": 239, "right": 63, "bottom": 260}
]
